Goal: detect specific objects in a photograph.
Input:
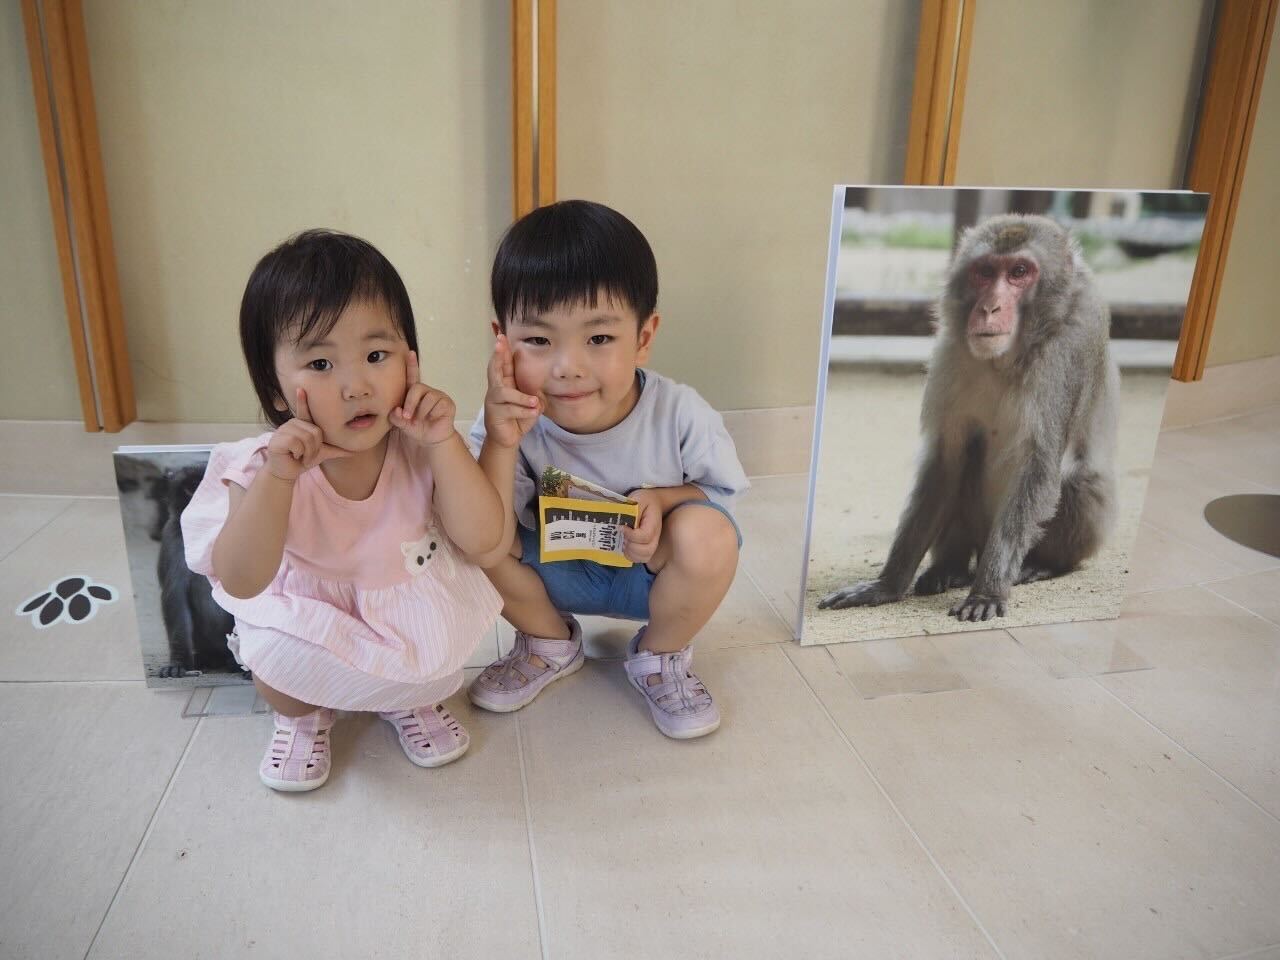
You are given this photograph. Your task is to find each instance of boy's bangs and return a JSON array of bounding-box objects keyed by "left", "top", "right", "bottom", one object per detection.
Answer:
[{"left": 503, "top": 278, "right": 629, "bottom": 326}]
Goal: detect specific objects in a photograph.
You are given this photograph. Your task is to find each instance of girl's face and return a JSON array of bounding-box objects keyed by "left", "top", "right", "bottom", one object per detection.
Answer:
[{"left": 273, "top": 299, "right": 409, "bottom": 453}]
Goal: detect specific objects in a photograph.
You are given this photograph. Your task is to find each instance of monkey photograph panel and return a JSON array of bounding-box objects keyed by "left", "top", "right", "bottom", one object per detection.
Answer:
[
  {"left": 115, "top": 447, "right": 246, "bottom": 687},
  {"left": 800, "top": 186, "right": 1208, "bottom": 646}
]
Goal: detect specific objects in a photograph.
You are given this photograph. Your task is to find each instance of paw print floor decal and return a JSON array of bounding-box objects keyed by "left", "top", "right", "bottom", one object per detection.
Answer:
[{"left": 16, "top": 576, "right": 118, "bottom": 628}]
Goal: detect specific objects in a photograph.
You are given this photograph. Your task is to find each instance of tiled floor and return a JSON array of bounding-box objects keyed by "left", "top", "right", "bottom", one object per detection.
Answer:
[{"left": 2, "top": 404, "right": 1279, "bottom": 960}]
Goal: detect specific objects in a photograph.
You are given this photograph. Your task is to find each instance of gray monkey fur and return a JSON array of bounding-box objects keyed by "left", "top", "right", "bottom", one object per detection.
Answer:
[{"left": 818, "top": 214, "right": 1119, "bottom": 621}]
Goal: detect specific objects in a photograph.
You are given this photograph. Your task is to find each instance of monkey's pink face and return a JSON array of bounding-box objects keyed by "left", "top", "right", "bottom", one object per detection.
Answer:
[{"left": 965, "top": 254, "right": 1039, "bottom": 359}]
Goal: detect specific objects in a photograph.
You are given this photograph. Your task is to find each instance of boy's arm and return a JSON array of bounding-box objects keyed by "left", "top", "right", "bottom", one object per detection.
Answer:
[
  {"left": 626, "top": 483, "right": 707, "bottom": 513},
  {"left": 468, "top": 334, "right": 542, "bottom": 568}
]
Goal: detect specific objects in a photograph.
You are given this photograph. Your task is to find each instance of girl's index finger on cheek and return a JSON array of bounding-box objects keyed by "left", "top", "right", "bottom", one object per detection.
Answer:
[
  {"left": 406, "top": 350, "right": 420, "bottom": 386},
  {"left": 295, "top": 387, "right": 312, "bottom": 423}
]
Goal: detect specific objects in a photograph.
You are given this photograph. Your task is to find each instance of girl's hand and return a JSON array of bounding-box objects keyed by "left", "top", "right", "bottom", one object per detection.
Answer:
[
  {"left": 621, "top": 488, "right": 663, "bottom": 565},
  {"left": 266, "top": 388, "right": 352, "bottom": 482},
  {"left": 391, "top": 351, "right": 457, "bottom": 447},
  {"left": 484, "top": 334, "right": 542, "bottom": 448}
]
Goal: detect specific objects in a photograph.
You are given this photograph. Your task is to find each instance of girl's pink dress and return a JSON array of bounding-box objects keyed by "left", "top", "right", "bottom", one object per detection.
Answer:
[{"left": 181, "top": 431, "right": 503, "bottom": 711}]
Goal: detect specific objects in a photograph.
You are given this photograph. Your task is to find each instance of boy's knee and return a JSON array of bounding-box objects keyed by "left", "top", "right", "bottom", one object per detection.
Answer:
[{"left": 664, "top": 506, "right": 738, "bottom": 575}]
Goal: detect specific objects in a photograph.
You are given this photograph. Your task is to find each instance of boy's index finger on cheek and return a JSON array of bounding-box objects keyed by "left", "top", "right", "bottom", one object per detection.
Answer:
[{"left": 487, "top": 340, "right": 506, "bottom": 388}]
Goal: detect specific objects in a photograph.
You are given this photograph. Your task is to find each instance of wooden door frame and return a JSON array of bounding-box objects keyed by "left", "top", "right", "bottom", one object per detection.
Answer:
[
  {"left": 22, "top": 0, "right": 134, "bottom": 431},
  {"left": 512, "top": 0, "right": 557, "bottom": 219}
]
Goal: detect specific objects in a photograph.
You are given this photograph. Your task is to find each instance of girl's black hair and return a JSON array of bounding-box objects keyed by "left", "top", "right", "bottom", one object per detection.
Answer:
[
  {"left": 240, "top": 229, "right": 418, "bottom": 427},
  {"left": 490, "top": 199, "right": 658, "bottom": 328}
]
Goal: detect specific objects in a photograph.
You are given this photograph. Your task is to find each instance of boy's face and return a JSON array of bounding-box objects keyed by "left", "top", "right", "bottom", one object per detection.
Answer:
[
  {"left": 273, "top": 298, "right": 409, "bottom": 453},
  {"left": 499, "top": 293, "right": 659, "bottom": 435}
]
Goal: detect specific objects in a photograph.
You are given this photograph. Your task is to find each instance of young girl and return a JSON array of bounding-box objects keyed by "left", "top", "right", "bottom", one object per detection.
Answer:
[{"left": 182, "top": 229, "right": 522, "bottom": 792}]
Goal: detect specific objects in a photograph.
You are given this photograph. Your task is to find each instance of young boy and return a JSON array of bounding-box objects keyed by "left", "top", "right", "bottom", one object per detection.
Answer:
[{"left": 468, "top": 200, "right": 748, "bottom": 739}]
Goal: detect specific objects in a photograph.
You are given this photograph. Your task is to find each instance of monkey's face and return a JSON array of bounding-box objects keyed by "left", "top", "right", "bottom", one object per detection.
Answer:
[{"left": 964, "top": 254, "right": 1039, "bottom": 359}]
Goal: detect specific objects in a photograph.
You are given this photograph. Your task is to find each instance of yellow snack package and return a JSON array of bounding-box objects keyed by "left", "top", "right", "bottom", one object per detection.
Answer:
[{"left": 537, "top": 466, "right": 640, "bottom": 568}]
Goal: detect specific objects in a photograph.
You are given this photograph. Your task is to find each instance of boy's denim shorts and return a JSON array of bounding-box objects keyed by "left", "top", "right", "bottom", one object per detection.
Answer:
[{"left": 517, "top": 499, "right": 743, "bottom": 622}]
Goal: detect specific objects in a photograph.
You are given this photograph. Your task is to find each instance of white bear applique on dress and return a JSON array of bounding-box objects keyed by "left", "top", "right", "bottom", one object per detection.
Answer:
[{"left": 401, "top": 523, "right": 456, "bottom": 579}]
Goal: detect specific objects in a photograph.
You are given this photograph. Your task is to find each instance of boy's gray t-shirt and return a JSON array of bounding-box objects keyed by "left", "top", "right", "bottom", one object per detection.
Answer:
[{"left": 468, "top": 369, "right": 749, "bottom": 531}]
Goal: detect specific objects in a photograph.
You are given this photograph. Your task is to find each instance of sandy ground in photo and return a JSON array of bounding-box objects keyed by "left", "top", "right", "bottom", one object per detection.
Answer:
[{"left": 801, "top": 366, "right": 1171, "bottom": 645}]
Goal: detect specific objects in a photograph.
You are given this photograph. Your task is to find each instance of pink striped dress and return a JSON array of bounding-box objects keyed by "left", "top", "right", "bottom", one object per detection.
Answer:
[{"left": 181, "top": 431, "right": 503, "bottom": 711}]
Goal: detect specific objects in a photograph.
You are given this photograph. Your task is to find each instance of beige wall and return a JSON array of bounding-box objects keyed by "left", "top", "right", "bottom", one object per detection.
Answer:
[
  {"left": 1207, "top": 31, "right": 1280, "bottom": 366},
  {"left": 955, "top": 0, "right": 1212, "bottom": 189},
  {"left": 75, "top": 1, "right": 510, "bottom": 423},
  {"left": 0, "top": 1, "right": 84, "bottom": 421},
  {"left": 557, "top": 1, "right": 921, "bottom": 411},
  {"left": 11, "top": 2, "right": 1275, "bottom": 425}
]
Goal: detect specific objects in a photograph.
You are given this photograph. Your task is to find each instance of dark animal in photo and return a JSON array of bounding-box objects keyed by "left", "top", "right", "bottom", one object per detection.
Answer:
[
  {"left": 820, "top": 214, "right": 1118, "bottom": 621},
  {"left": 155, "top": 465, "right": 239, "bottom": 676}
]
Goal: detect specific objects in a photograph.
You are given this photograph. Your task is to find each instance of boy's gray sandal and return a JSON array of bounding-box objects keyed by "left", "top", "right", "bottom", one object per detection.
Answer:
[
  {"left": 624, "top": 627, "right": 720, "bottom": 739},
  {"left": 467, "top": 616, "right": 584, "bottom": 713}
]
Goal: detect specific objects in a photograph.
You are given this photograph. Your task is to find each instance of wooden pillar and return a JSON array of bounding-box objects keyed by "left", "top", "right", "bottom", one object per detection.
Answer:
[
  {"left": 513, "top": 0, "right": 556, "bottom": 219},
  {"left": 21, "top": 0, "right": 134, "bottom": 431}
]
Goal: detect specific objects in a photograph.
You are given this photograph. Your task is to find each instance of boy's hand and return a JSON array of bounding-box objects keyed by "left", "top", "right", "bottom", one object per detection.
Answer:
[
  {"left": 484, "top": 334, "right": 542, "bottom": 448},
  {"left": 266, "top": 388, "right": 352, "bottom": 482},
  {"left": 622, "top": 488, "right": 663, "bottom": 565},
  {"left": 392, "top": 351, "right": 458, "bottom": 447}
]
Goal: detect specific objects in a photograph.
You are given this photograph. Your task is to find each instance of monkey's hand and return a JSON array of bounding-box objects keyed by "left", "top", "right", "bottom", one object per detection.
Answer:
[
  {"left": 817, "top": 579, "right": 902, "bottom": 610},
  {"left": 949, "top": 592, "right": 1006, "bottom": 621}
]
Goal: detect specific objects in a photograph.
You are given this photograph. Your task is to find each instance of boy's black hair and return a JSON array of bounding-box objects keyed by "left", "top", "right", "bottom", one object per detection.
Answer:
[
  {"left": 490, "top": 199, "right": 658, "bottom": 328},
  {"left": 239, "top": 229, "right": 418, "bottom": 427}
]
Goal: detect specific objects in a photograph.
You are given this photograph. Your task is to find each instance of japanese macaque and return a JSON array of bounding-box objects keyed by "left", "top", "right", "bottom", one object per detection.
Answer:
[{"left": 819, "top": 214, "right": 1118, "bottom": 621}]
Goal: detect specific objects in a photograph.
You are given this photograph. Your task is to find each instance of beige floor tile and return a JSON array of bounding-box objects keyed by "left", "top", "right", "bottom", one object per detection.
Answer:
[
  {"left": 826, "top": 626, "right": 1083, "bottom": 699},
  {"left": 1216, "top": 946, "right": 1280, "bottom": 960},
  {"left": 734, "top": 472, "right": 807, "bottom": 632},
  {"left": 1204, "top": 569, "right": 1280, "bottom": 627},
  {"left": 1, "top": 500, "right": 144, "bottom": 681},
  {"left": 495, "top": 564, "right": 790, "bottom": 662},
  {"left": 1126, "top": 521, "right": 1249, "bottom": 594},
  {"left": 1158, "top": 407, "right": 1280, "bottom": 492},
  {"left": 1010, "top": 574, "right": 1280, "bottom": 800},
  {"left": 87, "top": 693, "right": 541, "bottom": 960},
  {"left": 0, "top": 495, "right": 74, "bottom": 560},
  {"left": 785, "top": 643, "right": 1280, "bottom": 960},
  {"left": 466, "top": 625, "right": 501, "bottom": 668},
  {"left": 1139, "top": 448, "right": 1280, "bottom": 575},
  {"left": 0, "top": 683, "right": 194, "bottom": 960},
  {"left": 515, "top": 644, "right": 1001, "bottom": 960},
  {"left": 1076, "top": 588, "right": 1280, "bottom": 819}
]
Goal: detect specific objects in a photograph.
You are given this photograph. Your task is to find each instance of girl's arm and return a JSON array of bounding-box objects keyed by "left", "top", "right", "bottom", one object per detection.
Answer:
[
  {"left": 213, "top": 388, "right": 351, "bottom": 599},
  {"left": 421, "top": 430, "right": 505, "bottom": 559},
  {"left": 391, "top": 342, "right": 540, "bottom": 565},
  {"left": 471, "top": 437, "right": 522, "bottom": 568},
  {"left": 212, "top": 473, "right": 294, "bottom": 598}
]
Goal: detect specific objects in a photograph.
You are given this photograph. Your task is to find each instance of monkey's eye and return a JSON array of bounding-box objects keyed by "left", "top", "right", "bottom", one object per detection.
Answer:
[
  {"left": 1010, "top": 262, "right": 1029, "bottom": 279},
  {"left": 976, "top": 264, "right": 996, "bottom": 280}
]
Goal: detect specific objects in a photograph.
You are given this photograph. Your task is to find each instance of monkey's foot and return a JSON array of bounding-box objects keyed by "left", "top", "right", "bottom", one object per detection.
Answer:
[
  {"left": 914, "top": 565, "right": 973, "bottom": 596},
  {"left": 1015, "top": 563, "right": 1058, "bottom": 585},
  {"left": 949, "top": 593, "right": 1006, "bottom": 621},
  {"left": 818, "top": 580, "right": 902, "bottom": 610}
]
